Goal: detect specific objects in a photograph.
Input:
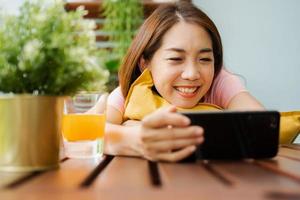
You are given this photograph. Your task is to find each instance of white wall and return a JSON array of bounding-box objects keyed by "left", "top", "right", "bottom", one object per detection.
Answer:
[
  {"left": 0, "top": 0, "right": 23, "bottom": 15},
  {"left": 194, "top": 0, "right": 300, "bottom": 111}
]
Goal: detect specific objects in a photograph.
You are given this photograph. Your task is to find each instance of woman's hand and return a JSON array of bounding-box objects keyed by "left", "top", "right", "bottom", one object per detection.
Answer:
[{"left": 137, "top": 106, "right": 204, "bottom": 162}]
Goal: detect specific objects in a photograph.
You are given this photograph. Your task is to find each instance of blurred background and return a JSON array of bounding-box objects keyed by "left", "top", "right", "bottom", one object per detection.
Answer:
[
  {"left": 1, "top": 0, "right": 299, "bottom": 111},
  {"left": 194, "top": 0, "right": 300, "bottom": 112}
]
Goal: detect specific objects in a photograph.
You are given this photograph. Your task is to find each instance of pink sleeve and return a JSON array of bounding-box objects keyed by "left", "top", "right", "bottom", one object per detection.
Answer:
[
  {"left": 107, "top": 86, "right": 125, "bottom": 114},
  {"left": 204, "top": 69, "right": 247, "bottom": 108}
]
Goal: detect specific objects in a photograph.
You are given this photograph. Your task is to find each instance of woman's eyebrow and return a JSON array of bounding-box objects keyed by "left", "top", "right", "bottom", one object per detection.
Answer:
[
  {"left": 198, "top": 48, "right": 213, "bottom": 53},
  {"left": 164, "top": 47, "right": 213, "bottom": 53},
  {"left": 164, "top": 48, "right": 185, "bottom": 53}
]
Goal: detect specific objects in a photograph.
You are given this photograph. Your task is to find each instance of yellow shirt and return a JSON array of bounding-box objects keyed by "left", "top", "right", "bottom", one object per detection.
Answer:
[
  {"left": 124, "top": 68, "right": 221, "bottom": 121},
  {"left": 123, "top": 68, "right": 300, "bottom": 144}
]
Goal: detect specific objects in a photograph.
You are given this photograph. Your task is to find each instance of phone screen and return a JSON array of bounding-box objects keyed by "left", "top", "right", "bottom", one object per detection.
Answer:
[{"left": 181, "top": 111, "right": 280, "bottom": 160}]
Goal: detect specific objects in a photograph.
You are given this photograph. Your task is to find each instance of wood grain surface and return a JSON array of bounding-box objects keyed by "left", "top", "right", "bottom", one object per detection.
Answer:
[{"left": 1, "top": 145, "right": 300, "bottom": 200}]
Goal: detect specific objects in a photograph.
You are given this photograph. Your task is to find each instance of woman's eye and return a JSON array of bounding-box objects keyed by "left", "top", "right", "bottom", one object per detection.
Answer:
[
  {"left": 168, "top": 57, "right": 183, "bottom": 61},
  {"left": 200, "top": 58, "right": 212, "bottom": 62}
]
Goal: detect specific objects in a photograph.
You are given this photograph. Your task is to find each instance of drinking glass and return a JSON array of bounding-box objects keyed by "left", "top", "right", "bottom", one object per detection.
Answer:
[{"left": 62, "top": 93, "right": 106, "bottom": 159}]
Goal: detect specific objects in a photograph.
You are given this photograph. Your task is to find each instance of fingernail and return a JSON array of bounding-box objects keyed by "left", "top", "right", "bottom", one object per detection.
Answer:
[
  {"left": 183, "top": 117, "right": 190, "bottom": 125},
  {"left": 197, "top": 138, "right": 203, "bottom": 143},
  {"left": 189, "top": 146, "right": 196, "bottom": 152},
  {"left": 195, "top": 128, "right": 203, "bottom": 135}
]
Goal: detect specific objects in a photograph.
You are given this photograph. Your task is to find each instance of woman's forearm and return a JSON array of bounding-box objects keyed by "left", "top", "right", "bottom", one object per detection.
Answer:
[
  {"left": 227, "top": 92, "right": 265, "bottom": 110},
  {"left": 104, "top": 123, "right": 142, "bottom": 157}
]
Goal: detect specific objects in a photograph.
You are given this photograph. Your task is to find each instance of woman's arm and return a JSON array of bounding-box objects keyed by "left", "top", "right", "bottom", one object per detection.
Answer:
[
  {"left": 105, "top": 106, "right": 204, "bottom": 162},
  {"left": 106, "top": 105, "right": 123, "bottom": 124},
  {"left": 93, "top": 93, "right": 203, "bottom": 162},
  {"left": 212, "top": 69, "right": 264, "bottom": 110},
  {"left": 227, "top": 91, "right": 265, "bottom": 110},
  {"left": 106, "top": 105, "right": 140, "bottom": 126},
  {"left": 104, "top": 123, "right": 142, "bottom": 156}
]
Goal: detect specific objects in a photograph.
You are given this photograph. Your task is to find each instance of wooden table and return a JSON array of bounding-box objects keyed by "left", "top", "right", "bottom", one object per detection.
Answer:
[{"left": 1, "top": 145, "right": 300, "bottom": 200}]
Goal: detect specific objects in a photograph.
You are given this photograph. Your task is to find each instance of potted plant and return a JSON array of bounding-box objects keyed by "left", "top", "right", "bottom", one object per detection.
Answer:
[
  {"left": 100, "top": 0, "right": 143, "bottom": 91},
  {"left": 0, "top": 0, "right": 108, "bottom": 171}
]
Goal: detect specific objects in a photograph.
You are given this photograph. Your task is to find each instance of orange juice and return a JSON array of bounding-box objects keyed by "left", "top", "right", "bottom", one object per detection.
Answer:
[{"left": 62, "top": 114, "right": 105, "bottom": 141}]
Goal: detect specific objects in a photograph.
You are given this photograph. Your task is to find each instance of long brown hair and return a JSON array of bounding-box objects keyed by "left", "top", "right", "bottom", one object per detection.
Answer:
[{"left": 118, "top": 1, "right": 223, "bottom": 97}]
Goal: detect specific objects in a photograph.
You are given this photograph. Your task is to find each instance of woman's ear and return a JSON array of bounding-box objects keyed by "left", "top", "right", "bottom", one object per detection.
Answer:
[{"left": 138, "top": 57, "right": 148, "bottom": 72}]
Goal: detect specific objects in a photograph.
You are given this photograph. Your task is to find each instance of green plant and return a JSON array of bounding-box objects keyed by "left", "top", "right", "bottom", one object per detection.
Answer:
[
  {"left": 100, "top": 0, "right": 143, "bottom": 91},
  {"left": 0, "top": 0, "right": 109, "bottom": 95}
]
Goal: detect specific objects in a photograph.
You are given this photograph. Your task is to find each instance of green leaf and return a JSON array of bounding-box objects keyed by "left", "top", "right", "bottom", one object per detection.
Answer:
[
  {"left": 0, "top": 0, "right": 109, "bottom": 95},
  {"left": 101, "top": 0, "right": 143, "bottom": 73}
]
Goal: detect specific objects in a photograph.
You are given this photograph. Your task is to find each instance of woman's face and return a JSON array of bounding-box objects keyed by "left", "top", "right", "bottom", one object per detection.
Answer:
[{"left": 146, "top": 21, "right": 215, "bottom": 108}]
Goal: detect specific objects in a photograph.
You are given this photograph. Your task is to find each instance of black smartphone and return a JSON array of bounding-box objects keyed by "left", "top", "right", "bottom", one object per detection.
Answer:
[{"left": 181, "top": 111, "right": 280, "bottom": 160}]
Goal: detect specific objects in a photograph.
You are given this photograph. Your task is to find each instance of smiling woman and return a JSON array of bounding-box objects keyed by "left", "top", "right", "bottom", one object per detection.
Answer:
[
  {"left": 144, "top": 22, "right": 215, "bottom": 109},
  {"left": 98, "top": 1, "right": 265, "bottom": 162}
]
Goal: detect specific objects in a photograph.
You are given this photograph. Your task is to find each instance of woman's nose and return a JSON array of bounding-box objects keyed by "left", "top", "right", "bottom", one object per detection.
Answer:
[{"left": 181, "top": 64, "right": 200, "bottom": 80}]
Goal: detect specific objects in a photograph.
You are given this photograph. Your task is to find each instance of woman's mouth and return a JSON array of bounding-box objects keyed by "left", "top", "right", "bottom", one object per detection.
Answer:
[{"left": 174, "top": 86, "right": 200, "bottom": 98}]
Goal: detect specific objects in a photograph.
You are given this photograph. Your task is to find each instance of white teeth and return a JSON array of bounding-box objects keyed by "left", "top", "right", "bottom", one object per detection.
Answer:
[{"left": 176, "top": 87, "right": 198, "bottom": 93}]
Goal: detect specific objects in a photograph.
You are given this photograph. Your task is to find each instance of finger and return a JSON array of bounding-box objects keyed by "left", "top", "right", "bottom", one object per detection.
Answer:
[
  {"left": 142, "top": 150, "right": 158, "bottom": 161},
  {"left": 142, "top": 106, "right": 190, "bottom": 128},
  {"left": 142, "top": 126, "right": 203, "bottom": 142},
  {"left": 155, "top": 145, "right": 197, "bottom": 162},
  {"left": 145, "top": 136, "right": 203, "bottom": 152}
]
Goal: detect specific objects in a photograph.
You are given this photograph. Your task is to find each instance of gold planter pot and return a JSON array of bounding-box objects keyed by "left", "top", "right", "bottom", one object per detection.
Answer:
[{"left": 0, "top": 95, "right": 64, "bottom": 172}]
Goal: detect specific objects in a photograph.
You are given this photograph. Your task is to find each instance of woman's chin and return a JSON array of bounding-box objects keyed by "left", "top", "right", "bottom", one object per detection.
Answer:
[{"left": 172, "top": 102, "right": 198, "bottom": 109}]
